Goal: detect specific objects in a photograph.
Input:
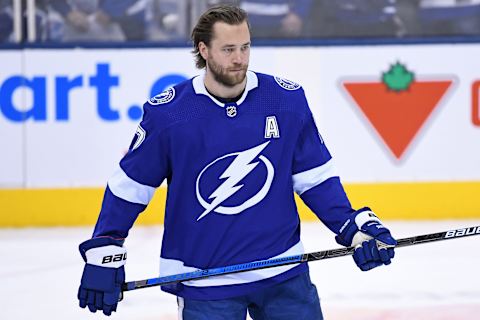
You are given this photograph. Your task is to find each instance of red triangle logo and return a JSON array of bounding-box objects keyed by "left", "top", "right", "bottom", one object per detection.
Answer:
[{"left": 343, "top": 80, "right": 453, "bottom": 159}]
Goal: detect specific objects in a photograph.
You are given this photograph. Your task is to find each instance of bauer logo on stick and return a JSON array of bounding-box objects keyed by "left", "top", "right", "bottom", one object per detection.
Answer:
[{"left": 445, "top": 226, "right": 480, "bottom": 238}]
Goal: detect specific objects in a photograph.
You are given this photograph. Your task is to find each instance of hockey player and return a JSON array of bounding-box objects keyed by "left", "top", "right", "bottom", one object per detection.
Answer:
[{"left": 77, "top": 4, "right": 397, "bottom": 319}]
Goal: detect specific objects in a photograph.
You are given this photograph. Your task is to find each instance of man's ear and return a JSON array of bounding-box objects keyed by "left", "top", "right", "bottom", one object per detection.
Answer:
[{"left": 199, "top": 41, "right": 208, "bottom": 61}]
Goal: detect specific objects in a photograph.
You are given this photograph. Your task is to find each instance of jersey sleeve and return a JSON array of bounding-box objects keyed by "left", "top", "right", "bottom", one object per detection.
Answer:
[
  {"left": 92, "top": 103, "right": 171, "bottom": 238},
  {"left": 292, "top": 98, "right": 355, "bottom": 234}
]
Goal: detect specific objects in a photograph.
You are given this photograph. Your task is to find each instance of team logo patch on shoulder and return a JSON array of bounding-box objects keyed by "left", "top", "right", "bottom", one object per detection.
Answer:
[
  {"left": 149, "top": 87, "right": 175, "bottom": 105},
  {"left": 274, "top": 77, "right": 301, "bottom": 91}
]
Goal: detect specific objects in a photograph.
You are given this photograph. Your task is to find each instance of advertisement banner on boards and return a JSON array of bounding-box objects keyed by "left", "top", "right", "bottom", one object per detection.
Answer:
[{"left": 1, "top": 44, "right": 479, "bottom": 188}]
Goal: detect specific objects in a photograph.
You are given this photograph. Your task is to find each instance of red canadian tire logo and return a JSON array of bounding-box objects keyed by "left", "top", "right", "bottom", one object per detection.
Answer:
[{"left": 341, "top": 62, "right": 455, "bottom": 160}]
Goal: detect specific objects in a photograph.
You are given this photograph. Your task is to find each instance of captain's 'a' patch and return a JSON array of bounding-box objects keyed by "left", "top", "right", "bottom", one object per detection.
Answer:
[
  {"left": 265, "top": 116, "right": 280, "bottom": 138},
  {"left": 274, "top": 77, "right": 301, "bottom": 91},
  {"left": 149, "top": 87, "right": 175, "bottom": 105}
]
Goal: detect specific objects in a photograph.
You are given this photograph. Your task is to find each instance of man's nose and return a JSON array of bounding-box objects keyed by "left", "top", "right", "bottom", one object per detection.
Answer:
[{"left": 232, "top": 49, "right": 244, "bottom": 63}]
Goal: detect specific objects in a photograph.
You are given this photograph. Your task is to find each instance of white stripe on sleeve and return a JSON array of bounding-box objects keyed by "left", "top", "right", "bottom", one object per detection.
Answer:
[
  {"left": 107, "top": 164, "right": 155, "bottom": 205},
  {"left": 292, "top": 159, "right": 338, "bottom": 195}
]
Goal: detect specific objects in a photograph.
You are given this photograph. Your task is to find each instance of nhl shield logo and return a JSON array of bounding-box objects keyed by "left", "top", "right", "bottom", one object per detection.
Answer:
[{"left": 226, "top": 106, "right": 237, "bottom": 117}]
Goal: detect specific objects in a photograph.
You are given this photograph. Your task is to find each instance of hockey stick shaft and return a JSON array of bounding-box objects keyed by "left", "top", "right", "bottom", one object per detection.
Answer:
[{"left": 122, "top": 225, "right": 480, "bottom": 292}]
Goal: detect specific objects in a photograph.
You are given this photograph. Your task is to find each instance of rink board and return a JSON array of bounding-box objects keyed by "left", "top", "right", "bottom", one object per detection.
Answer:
[{"left": 1, "top": 45, "right": 480, "bottom": 226}]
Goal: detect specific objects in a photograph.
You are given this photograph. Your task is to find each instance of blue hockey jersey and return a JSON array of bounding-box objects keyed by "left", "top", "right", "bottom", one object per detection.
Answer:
[{"left": 92, "top": 71, "right": 355, "bottom": 300}]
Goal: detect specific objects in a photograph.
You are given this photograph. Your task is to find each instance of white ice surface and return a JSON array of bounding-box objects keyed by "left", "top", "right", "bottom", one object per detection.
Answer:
[{"left": 1, "top": 220, "right": 479, "bottom": 320}]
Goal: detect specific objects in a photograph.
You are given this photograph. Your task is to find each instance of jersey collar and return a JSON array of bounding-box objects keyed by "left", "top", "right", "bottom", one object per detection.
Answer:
[{"left": 192, "top": 70, "right": 258, "bottom": 107}]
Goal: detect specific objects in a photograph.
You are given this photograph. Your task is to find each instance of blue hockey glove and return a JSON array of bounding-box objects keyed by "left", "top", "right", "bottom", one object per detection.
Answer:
[
  {"left": 78, "top": 237, "right": 126, "bottom": 316},
  {"left": 336, "top": 207, "right": 397, "bottom": 271}
]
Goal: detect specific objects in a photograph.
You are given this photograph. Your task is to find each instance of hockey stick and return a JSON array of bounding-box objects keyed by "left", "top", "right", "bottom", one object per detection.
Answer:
[{"left": 122, "top": 225, "right": 480, "bottom": 293}]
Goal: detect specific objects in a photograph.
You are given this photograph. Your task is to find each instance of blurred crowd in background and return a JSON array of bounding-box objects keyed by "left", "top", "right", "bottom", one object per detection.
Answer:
[{"left": 1, "top": 0, "right": 480, "bottom": 44}]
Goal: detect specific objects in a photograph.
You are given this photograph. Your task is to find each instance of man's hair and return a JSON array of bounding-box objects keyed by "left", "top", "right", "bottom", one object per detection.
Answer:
[{"left": 191, "top": 5, "right": 249, "bottom": 69}]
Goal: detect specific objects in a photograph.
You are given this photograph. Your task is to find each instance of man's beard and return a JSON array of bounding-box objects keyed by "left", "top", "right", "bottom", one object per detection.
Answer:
[{"left": 207, "top": 58, "right": 247, "bottom": 87}]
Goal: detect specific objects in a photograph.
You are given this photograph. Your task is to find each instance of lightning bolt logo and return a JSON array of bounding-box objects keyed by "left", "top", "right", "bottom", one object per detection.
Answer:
[{"left": 195, "top": 141, "right": 274, "bottom": 221}]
